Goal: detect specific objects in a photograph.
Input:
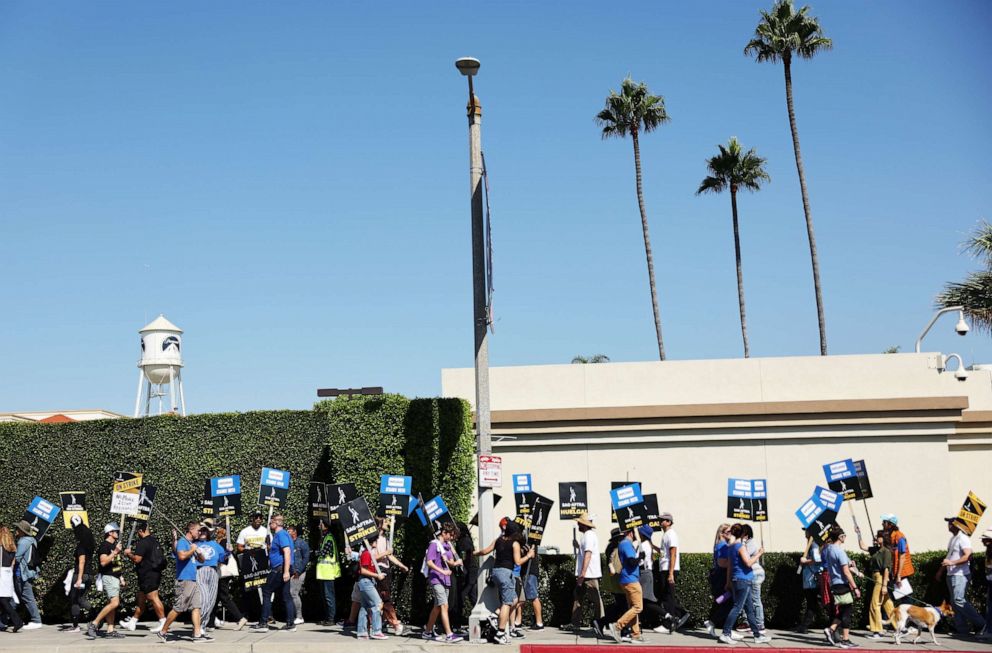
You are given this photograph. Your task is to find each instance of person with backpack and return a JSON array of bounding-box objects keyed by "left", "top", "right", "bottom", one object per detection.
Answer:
[
  {"left": 606, "top": 527, "right": 643, "bottom": 644},
  {"left": 65, "top": 515, "right": 95, "bottom": 634},
  {"left": 85, "top": 522, "right": 126, "bottom": 640},
  {"left": 0, "top": 526, "right": 23, "bottom": 633},
  {"left": 288, "top": 524, "right": 310, "bottom": 626},
  {"left": 314, "top": 518, "right": 341, "bottom": 626},
  {"left": 121, "top": 522, "right": 167, "bottom": 633},
  {"left": 822, "top": 525, "right": 861, "bottom": 649},
  {"left": 13, "top": 521, "right": 42, "bottom": 630}
]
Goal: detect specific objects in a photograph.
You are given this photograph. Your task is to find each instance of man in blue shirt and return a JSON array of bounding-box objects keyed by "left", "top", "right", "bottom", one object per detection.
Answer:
[
  {"left": 157, "top": 521, "right": 212, "bottom": 643},
  {"left": 608, "top": 528, "right": 643, "bottom": 643},
  {"left": 253, "top": 513, "right": 295, "bottom": 633}
]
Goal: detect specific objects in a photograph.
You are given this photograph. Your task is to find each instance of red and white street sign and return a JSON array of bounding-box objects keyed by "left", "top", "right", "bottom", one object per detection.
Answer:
[{"left": 478, "top": 454, "right": 502, "bottom": 488}]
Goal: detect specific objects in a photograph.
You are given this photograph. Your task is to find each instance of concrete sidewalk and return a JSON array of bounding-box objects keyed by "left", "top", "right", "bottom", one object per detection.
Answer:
[{"left": 0, "top": 622, "right": 988, "bottom": 652}]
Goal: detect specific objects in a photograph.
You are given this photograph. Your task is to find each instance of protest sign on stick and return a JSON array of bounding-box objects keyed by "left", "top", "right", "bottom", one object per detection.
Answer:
[
  {"left": 60, "top": 491, "right": 88, "bottom": 528},
  {"left": 23, "top": 496, "right": 60, "bottom": 539},
  {"left": 257, "top": 468, "right": 290, "bottom": 512},
  {"left": 558, "top": 482, "right": 588, "bottom": 520},
  {"left": 610, "top": 483, "right": 646, "bottom": 536},
  {"left": 326, "top": 483, "right": 359, "bottom": 521},
  {"left": 953, "top": 491, "right": 987, "bottom": 535}
]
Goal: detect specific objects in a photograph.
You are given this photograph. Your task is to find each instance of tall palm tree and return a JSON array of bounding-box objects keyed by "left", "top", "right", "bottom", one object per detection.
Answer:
[
  {"left": 697, "top": 138, "right": 770, "bottom": 358},
  {"left": 595, "top": 78, "right": 671, "bottom": 360},
  {"left": 938, "top": 221, "right": 992, "bottom": 333},
  {"left": 745, "top": 0, "right": 832, "bottom": 355}
]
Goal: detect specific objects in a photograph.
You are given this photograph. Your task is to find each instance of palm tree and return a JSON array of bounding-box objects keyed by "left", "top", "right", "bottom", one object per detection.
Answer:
[
  {"left": 596, "top": 77, "right": 671, "bottom": 361},
  {"left": 745, "top": 0, "right": 832, "bottom": 355},
  {"left": 571, "top": 354, "right": 611, "bottom": 364},
  {"left": 938, "top": 221, "right": 992, "bottom": 333},
  {"left": 697, "top": 137, "right": 770, "bottom": 358}
]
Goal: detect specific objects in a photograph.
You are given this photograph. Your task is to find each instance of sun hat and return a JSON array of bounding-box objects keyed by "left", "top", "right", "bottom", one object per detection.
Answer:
[
  {"left": 576, "top": 513, "right": 595, "bottom": 529},
  {"left": 15, "top": 520, "right": 33, "bottom": 535},
  {"left": 637, "top": 525, "right": 654, "bottom": 540}
]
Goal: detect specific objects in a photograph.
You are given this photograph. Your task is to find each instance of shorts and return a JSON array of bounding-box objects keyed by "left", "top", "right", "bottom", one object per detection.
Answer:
[
  {"left": 102, "top": 575, "right": 121, "bottom": 599},
  {"left": 138, "top": 572, "right": 161, "bottom": 594},
  {"left": 431, "top": 583, "right": 449, "bottom": 606},
  {"left": 174, "top": 579, "right": 203, "bottom": 612},
  {"left": 524, "top": 574, "right": 539, "bottom": 601},
  {"left": 491, "top": 567, "right": 516, "bottom": 606}
]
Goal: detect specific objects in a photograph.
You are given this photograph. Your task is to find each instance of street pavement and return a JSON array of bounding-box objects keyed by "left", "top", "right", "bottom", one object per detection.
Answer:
[{"left": 0, "top": 621, "right": 988, "bottom": 652}]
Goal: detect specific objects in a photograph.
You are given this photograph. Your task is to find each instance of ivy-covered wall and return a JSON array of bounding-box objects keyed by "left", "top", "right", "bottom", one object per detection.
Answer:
[{"left": 0, "top": 395, "right": 476, "bottom": 624}]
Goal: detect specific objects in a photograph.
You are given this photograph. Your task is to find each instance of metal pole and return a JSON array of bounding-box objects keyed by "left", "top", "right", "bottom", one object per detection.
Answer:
[
  {"left": 134, "top": 369, "right": 145, "bottom": 418},
  {"left": 915, "top": 305, "right": 964, "bottom": 352}
]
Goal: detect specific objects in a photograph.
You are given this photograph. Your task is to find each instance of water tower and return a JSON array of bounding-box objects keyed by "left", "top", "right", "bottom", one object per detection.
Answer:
[{"left": 133, "top": 315, "right": 186, "bottom": 417}]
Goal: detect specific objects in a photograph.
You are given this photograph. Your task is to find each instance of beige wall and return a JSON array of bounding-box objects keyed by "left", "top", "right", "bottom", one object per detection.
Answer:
[{"left": 443, "top": 353, "right": 992, "bottom": 553}]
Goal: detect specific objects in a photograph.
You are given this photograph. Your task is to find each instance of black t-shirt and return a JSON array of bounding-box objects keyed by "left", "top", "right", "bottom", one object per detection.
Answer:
[
  {"left": 494, "top": 538, "right": 515, "bottom": 570},
  {"left": 133, "top": 535, "right": 160, "bottom": 577},
  {"left": 74, "top": 540, "right": 93, "bottom": 575},
  {"left": 98, "top": 540, "right": 123, "bottom": 577}
]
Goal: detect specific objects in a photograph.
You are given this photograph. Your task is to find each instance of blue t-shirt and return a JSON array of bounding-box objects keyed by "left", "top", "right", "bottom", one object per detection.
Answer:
[
  {"left": 714, "top": 541, "right": 729, "bottom": 568},
  {"left": 618, "top": 539, "right": 640, "bottom": 585},
  {"left": 822, "top": 543, "right": 851, "bottom": 586},
  {"left": 196, "top": 540, "right": 227, "bottom": 568},
  {"left": 175, "top": 538, "right": 198, "bottom": 581},
  {"left": 729, "top": 542, "right": 754, "bottom": 581},
  {"left": 269, "top": 529, "right": 294, "bottom": 569}
]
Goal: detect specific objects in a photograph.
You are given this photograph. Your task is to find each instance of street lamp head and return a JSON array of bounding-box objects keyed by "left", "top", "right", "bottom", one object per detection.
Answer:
[
  {"left": 955, "top": 312, "right": 970, "bottom": 336},
  {"left": 455, "top": 57, "right": 481, "bottom": 77}
]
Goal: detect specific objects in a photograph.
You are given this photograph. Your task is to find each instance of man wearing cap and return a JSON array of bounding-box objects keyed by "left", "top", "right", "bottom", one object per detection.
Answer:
[
  {"left": 237, "top": 510, "right": 270, "bottom": 626},
  {"left": 881, "top": 514, "right": 914, "bottom": 603},
  {"left": 13, "top": 521, "right": 42, "bottom": 630},
  {"left": 569, "top": 513, "right": 605, "bottom": 633},
  {"left": 655, "top": 512, "right": 689, "bottom": 633},
  {"left": 608, "top": 527, "right": 643, "bottom": 643},
  {"left": 938, "top": 517, "right": 986, "bottom": 635},
  {"left": 86, "top": 523, "right": 126, "bottom": 640}
]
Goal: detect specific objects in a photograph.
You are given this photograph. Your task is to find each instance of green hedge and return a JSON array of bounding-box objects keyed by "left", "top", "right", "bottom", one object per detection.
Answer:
[
  {"left": 0, "top": 396, "right": 476, "bottom": 625},
  {"left": 528, "top": 551, "right": 988, "bottom": 631}
]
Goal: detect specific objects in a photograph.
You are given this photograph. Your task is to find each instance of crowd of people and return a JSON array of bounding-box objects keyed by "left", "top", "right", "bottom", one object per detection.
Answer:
[{"left": 0, "top": 505, "right": 990, "bottom": 647}]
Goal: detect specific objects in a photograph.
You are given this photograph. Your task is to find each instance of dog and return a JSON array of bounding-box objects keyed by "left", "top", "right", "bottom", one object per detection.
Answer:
[{"left": 892, "top": 603, "right": 952, "bottom": 645}]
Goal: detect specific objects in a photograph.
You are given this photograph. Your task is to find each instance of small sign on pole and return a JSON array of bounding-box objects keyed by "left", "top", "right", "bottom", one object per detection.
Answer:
[
  {"left": 60, "top": 491, "right": 88, "bottom": 528},
  {"left": 558, "top": 482, "right": 588, "bottom": 520},
  {"left": 211, "top": 476, "right": 242, "bottom": 518},
  {"left": 478, "top": 455, "right": 502, "bottom": 488},
  {"left": 24, "top": 496, "right": 60, "bottom": 539}
]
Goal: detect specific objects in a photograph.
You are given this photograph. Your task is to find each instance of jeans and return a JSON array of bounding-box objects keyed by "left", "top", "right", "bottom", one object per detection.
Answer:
[
  {"left": 750, "top": 578, "right": 765, "bottom": 630},
  {"left": 321, "top": 579, "right": 336, "bottom": 621},
  {"left": 290, "top": 571, "right": 306, "bottom": 621},
  {"left": 356, "top": 577, "right": 382, "bottom": 637},
  {"left": 947, "top": 574, "right": 986, "bottom": 633},
  {"left": 723, "top": 578, "right": 760, "bottom": 637},
  {"left": 17, "top": 578, "right": 41, "bottom": 624},
  {"left": 260, "top": 569, "right": 295, "bottom": 626}
]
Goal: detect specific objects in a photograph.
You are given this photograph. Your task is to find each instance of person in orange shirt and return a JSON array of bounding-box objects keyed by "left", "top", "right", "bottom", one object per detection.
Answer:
[{"left": 881, "top": 513, "right": 914, "bottom": 616}]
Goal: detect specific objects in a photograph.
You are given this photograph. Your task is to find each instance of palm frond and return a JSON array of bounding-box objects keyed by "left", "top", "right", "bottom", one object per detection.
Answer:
[
  {"left": 595, "top": 77, "right": 669, "bottom": 140},
  {"left": 937, "top": 271, "right": 992, "bottom": 334},
  {"left": 696, "top": 137, "right": 770, "bottom": 196},
  {"left": 744, "top": 0, "right": 832, "bottom": 63}
]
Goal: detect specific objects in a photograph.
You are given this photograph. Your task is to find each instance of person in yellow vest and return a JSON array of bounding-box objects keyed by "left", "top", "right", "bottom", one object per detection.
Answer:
[{"left": 315, "top": 518, "right": 342, "bottom": 626}]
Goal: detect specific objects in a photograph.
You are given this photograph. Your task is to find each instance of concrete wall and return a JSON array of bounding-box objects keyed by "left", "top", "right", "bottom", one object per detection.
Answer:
[{"left": 442, "top": 353, "right": 992, "bottom": 553}]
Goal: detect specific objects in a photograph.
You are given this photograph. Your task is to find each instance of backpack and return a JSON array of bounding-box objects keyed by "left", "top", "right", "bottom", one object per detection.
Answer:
[
  {"left": 147, "top": 539, "right": 167, "bottom": 572},
  {"left": 26, "top": 542, "right": 40, "bottom": 572}
]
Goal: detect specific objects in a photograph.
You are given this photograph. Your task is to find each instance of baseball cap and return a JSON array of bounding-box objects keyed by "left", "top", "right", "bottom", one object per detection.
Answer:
[
  {"left": 104, "top": 522, "right": 120, "bottom": 534},
  {"left": 981, "top": 528, "right": 992, "bottom": 540},
  {"left": 638, "top": 525, "right": 654, "bottom": 540},
  {"left": 659, "top": 512, "right": 674, "bottom": 523},
  {"left": 880, "top": 513, "right": 898, "bottom": 526}
]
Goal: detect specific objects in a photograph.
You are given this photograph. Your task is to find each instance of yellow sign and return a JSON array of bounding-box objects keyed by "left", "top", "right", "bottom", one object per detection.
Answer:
[
  {"left": 955, "top": 491, "right": 986, "bottom": 536},
  {"left": 114, "top": 476, "right": 142, "bottom": 493}
]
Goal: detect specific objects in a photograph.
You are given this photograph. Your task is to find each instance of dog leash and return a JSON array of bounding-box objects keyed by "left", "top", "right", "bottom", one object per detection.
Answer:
[{"left": 852, "top": 571, "right": 942, "bottom": 611}]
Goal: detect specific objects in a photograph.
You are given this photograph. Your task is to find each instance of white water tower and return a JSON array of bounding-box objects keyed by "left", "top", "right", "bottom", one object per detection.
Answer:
[{"left": 133, "top": 315, "right": 186, "bottom": 417}]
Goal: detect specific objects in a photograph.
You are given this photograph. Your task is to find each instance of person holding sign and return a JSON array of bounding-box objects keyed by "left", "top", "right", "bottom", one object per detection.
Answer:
[
  {"left": 252, "top": 514, "right": 295, "bottom": 633},
  {"left": 821, "top": 526, "right": 861, "bottom": 649},
  {"left": 236, "top": 510, "right": 270, "bottom": 625},
  {"left": 474, "top": 519, "right": 531, "bottom": 645},
  {"left": 938, "top": 517, "right": 986, "bottom": 635},
  {"left": 314, "top": 518, "right": 341, "bottom": 626},
  {"left": 13, "top": 521, "right": 42, "bottom": 630},
  {"left": 120, "top": 522, "right": 167, "bottom": 633},
  {"left": 66, "top": 516, "right": 95, "bottom": 634},
  {"left": 86, "top": 523, "right": 126, "bottom": 640},
  {"left": 718, "top": 523, "right": 769, "bottom": 645},
  {"left": 372, "top": 517, "right": 409, "bottom": 636},
  {"left": 606, "top": 527, "right": 642, "bottom": 643},
  {"left": 0, "top": 527, "right": 23, "bottom": 633},
  {"left": 569, "top": 513, "right": 605, "bottom": 634},
  {"left": 355, "top": 535, "right": 389, "bottom": 641},
  {"left": 156, "top": 522, "right": 211, "bottom": 643},
  {"left": 422, "top": 522, "right": 464, "bottom": 643}
]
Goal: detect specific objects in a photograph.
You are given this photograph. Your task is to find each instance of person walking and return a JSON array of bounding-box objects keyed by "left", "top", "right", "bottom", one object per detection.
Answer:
[
  {"left": 938, "top": 517, "right": 986, "bottom": 635},
  {"left": 474, "top": 519, "right": 531, "bottom": 645},
  {"left": 288, "top": 524, "right": 310, "bottom": 626},
  {"left": 636, "top": 525, "right": 668, "bottom": 634},
  {"left": 422, "top": 522, "right": 464, "bottom": 643},
  {"left": 372, "top": 517, "right": 409, "bottom": 635},
  {"left": 12, "top": 522, "right": 41, "bottom": 630},
  {"left": 880, "top": 514, "right": 914, "bottom": 605},
  {"left": 704, "top": 523, "right": 734, "bottom": 638},
  {"left": 85, "top": 522, "right": 126, "bottom": 640},
  {"left": 718, "top": 523, "right": 769, "bottom": 645},
  {"left": 520, "top": 540, "right": 544, "bottom": 631},
  {"left": 354, "top": 535, "right": 389, "bottom": 641},
  {"left": 194, "top": 523, "right": 225, "bottom": 633},
  {"left": 0, "top": 526, "right": 23, "bottom": 633},
  {"left": 656, "top": 512, "right": 690, "bottom": 633},
  {"left": 861, "top": 530, "right": 893, "bottom": 639},
  {"left": 253, "top": 513, "right": 295, "bottom": 633},
  {"left": 980, "top": 528, "right": 992, "bottom": 640},
  {"left": 209, "top": 526, "right": 247, "bottom": 631},
  {"left": 795, "top": 533, "right": 827, "bottom": 634},
  {"left": 607, "top": 527, "right": 643, "bottom": 643},
  {"left": 569, "top": 513, "right": 605, "bottom": 633},
  {"left": 451, "top": 520, "right": 476, "bottom": 631},
  {"left": 314, "top": 518, "right": 341, "bottom": 626},
  {"left": 120, "top": 522, "right": 167, "bottom": 633},
  {"left": 822, "top": 526, "right": 861, "bottom": 649},
  {"left": 595, "top": 528, "right": 627, "bottom": 638},
  {"left": 157, "top": 521, "right": 211, "bottom": 643},
  {"left": 741, "top": 524, "right": 766, "bottom": 636},
  {"left": 65, "top": 515, "right": 94, "bottom": 633},
  {"left": 236, "top": 510, "right": 270, "bottom": 626}
]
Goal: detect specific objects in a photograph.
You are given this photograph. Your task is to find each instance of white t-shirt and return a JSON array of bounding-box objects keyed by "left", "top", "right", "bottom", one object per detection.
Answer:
[
  {"left": 639, "top": 540, "right": 653, "bottom": 570},
  {"left": 237, "top": 525, "right": 270, "bottom": 551},
  {"left": 946, "top": 532, "right": 972, "bottom": 576},
  {"left": 659, "top": 528, "right": 681, "bottom": 572},
  {"left": 575, "top": 529, "right": 602, "bottom": 579}
]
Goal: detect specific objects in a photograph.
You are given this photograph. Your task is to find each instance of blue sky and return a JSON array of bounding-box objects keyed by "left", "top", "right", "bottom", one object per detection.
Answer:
[{"left": 1, "top": 1, "right": 990, "bottom": 415}]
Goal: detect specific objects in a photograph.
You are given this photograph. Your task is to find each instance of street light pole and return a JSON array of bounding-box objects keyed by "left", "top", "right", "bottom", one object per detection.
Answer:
[
  {"left": 915, "top": 305, "right": 969, "bottom": 353},
  {"left": 456, "top": 56, "right": 495, "bottom": 642}
]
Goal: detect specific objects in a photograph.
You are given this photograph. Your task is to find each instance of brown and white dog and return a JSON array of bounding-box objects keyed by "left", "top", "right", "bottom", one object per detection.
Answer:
[{"left": 892, "top": 603, "right": 952, "bottom": 645}]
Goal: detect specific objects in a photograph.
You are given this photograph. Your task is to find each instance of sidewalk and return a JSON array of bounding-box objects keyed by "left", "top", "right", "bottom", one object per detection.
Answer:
[{"left": 0, "top": 622, "right": 988, "bottom": 652}]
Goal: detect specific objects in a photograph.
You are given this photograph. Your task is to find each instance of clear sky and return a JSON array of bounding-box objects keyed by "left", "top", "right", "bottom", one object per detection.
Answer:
[{"left": 1, "top": 1, "right": 990, "bottom": 415}]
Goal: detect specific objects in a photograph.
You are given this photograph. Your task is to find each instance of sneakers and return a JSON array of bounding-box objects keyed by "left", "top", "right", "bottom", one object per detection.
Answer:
[
  {"left": 195, "top": 633, "right": 214, "bottom": 642},
  {"left": 653, "top": 625, "right": 671, "bottom": 634},
  {"left": 214, "top": 619, "right": 225, "bottom": 628},
  {"left": 281, "top": 625, "right": 297, "bottom": 633},
  {"left": 151, "top": 618, "right": 167, "bottom": 634},
  {"left": 621, "top": 634, "right": 633, "bottom": 643},
  {"left": 250, "top": 625, "right": 270, "bottom": 633},
  {"left": 156, "top": 631, "right": 174, "bottom": 643},
  {"left": 22, "top": 622, "right": 43, "bottom": 631},
  {"left": 510, "top": 627, "right": 526, "bottom": 638},
  {"left": 293, "top": 617, "right": 304, "bottom": 625},
  {"left": 718, "top": 633, "right": 737, "bottom": 645},
  {"left": 85, "top": 623, "right": 99, "bottom": 640},
  {"left": 674, "top": 612, "right": 691, "bottom": 632},
  {"left": 754, "top": 635, "right": 773, "bottom": 644},
  {"left": 730, "top": 631, "right": 744, "bottom": 641},
  {"left": 107, "top": 630, "right": 126, "bottom": 639},
  {"left": 394, "top": 623, "right": 404, "bottom": 636},
  {"left": 64, "top": 626, "right": 81, "bottom": 634},
  {"left": 372, "top": 633, "right": 389, "bottom": 640},
  {"left": 443, "top": 633, "right": 463, "bottom": 643},
  {"left": 841, "top": 640, "right": 859, "bottom": 648},
  {"left": 866, "top": 632, "right": 883, "bottom": 640},
  {"left": 824, "top": 627, "right": 836, "bottom": 645},
  {"left": 704, "top": 620, "right": 717, "bottom": 637},
  {"left": 494, "top": 631, "right": 509, "bottom": 645},
  {"left": 591, "top": 620, "right": 604, "bottom": 638},
  {"left": 607, "top": 622, "right": 621, "bottom": 643},
  {"left": 235, "top": 617, "right": 248, "bottom": 631},
  {"left": 356, "top": 634, "right": 369, "bottom": 640},
  {"left": 421, "top": 630, "right": 434, "bottom": 640},
  {"left": 530, "top": 623, "right": 545, "bottom": 631}
]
